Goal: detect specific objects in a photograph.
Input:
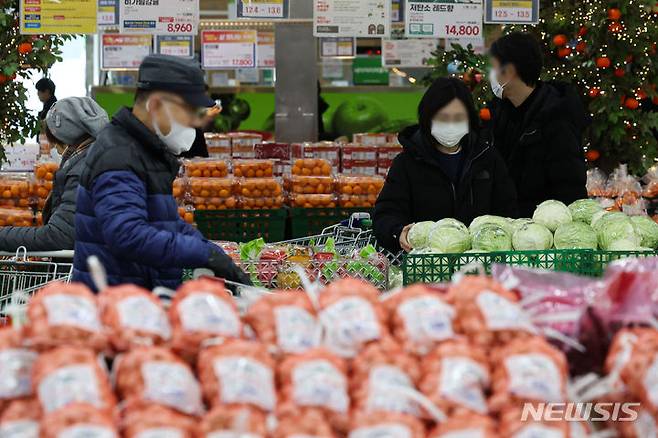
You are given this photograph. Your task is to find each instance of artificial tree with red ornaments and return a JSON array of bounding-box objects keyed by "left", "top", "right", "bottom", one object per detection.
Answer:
[
  {"left": 427, "top": 0, "right": 658, "bottom": 174},
  {"left": 0, "top": 0, "right": 71, "bottom": 160}
]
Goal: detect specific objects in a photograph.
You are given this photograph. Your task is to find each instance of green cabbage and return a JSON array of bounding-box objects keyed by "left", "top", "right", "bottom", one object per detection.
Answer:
[
  {"left": 592, "top": 212, "right": 627, "bottom": 233},
  {"left": 512, "top": 222, "right": 553, "bottom": 250},
  {"left": 511, "top": 218, "right": 534, "bottom": 233},
  {"left": 408, "top": 221, "right": 436, "bottom": 249},
  {"left": 590, "top": 210, "right": 608, "bottom": 229},
  {"left": 607, "top": 239, "right": 640, "bottom": 251},
  {"left": 427, "top": 223, "right": 471, "bottom": 253},
  {"left": 630, "top": 215, "right": 658, "bottom": 249},
  {"left": 597, "top": 214, "right": 641, "bottom": 250},
  {"left": 568, "top": 199, "right": 603, "bottom": 224},
  {"left": 471, "top": 224, "right": 512, "bottom": 252},
  {"left": 435, "top": 218, "right": 468, "bottom": 234},
  {"left": 532, "top": 200, "right": 572, "bottom": 232},
  {"left": 469, "top": 215, "right": 513, "bottom": 235},
  {"left": 553, "top": 222, "right": 598, "bottom": 250}
]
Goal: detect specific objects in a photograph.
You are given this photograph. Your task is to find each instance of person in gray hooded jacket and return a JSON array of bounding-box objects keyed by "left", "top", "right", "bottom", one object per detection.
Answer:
[{"left": 0, "top": 96, "right": 109, "bottom": 251}]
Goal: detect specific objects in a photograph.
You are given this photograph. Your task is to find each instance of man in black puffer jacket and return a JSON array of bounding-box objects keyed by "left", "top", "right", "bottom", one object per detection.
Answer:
[{"left": 487, "top": 33, "right": 590, "bottom": 217}]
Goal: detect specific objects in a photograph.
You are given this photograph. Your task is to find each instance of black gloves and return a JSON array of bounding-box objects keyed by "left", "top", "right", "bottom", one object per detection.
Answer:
[{"left": 207, "top": 246, "right": 253, "bottom": 286}]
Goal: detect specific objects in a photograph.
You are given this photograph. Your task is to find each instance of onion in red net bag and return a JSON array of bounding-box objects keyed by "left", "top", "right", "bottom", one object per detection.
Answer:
[
  {"left": 0, "top": 328, "right": 37, "bottom": 408},
  {"left": 197, "top": 339, "right": 276, "bottom": 411},
  {"left": 114, "top": 346, "right": 203, "bottom": 416},
  {"left": 121, "top": 400, "right": 199, "bottom": 438},
  {"left": 0, "top": 398, "right": 41, "bottom": 438},
  {"left": 98, "top": 285, "right": 171, "bottom": 352},
  {"left": 170, "top": 279, "right": 242, "bottom": 360},
  {"left": 318, "top": 278, "right": 388, "bottom": 357},
  {"left": 273, "top": 410, "right": 335, "bottom": 438},
  {"left": 32, "top": 346, "right": 115, "bottom": 414},
  {"left": 419, "top": 339, "right": 490, "bottom": 416},
  {"left": 499, "top": 405, "right": 569, "bottom": 438},
  {"left": 25, "top": 282, "right": 107, "bottom": 351},
  {"left": 351, "top": 339, "right": 422, "bottom": 418},
  {"left": 244, "top": 291, "right": 320, "bottom": 355},
  {"left": 41, "top": 403, "right": 118, "bottom": 438},
  {"left": 383, "top": 284, "right": 455, "bottom": 355},
  {"left": 448, "top": 276, "right": 535, "bottom": 349},
  {"left": 427, "top": 413, "right": 497, "bottom": 438},
  {"left": 201, "top": 405, "right": 267, "bottom": 437},
  {"left": 489, "top": 336, "right": 568, "bottom": 413},
  {"left": 348, "top": 412, "right": 425, "bottom": 438}
]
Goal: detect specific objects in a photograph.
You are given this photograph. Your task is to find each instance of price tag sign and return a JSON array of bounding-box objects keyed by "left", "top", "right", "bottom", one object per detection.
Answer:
[
  {"left": 382, "top": 38, "right": 438, "bottom": 67},
  {"left": 405, "top": 0, "right": 483, "bottom": 39},
  {"left": 257, "top": 31, "right": 275, "bottom": 68},
  {"left": 20, "top": 0, "right": 97, "bottom": 34},
  {"left": 101, "top": 34, "right": 153, "bottom": 70},
  {"left": 313, "top": 0, "right": 391, "bottom": 38},
  {"left": 155, "top": 35, "right": 194, "bottom": 57},
  {"left": 237, "top": 0, "right": 288, "bottom": 18},
  {"left": 120, "top": 0, "right": 199, "bottom": 34},
  {"left": 392, "top": 0, "right": 404, "bottom": 23},
  {"left": 98, "top": 0, "right": 119, "bottom": 26},
  {"left": 484, "top": 0, "right": 539, "bottom": 24},
  {"left": 320, "top": 37, "right": 356, "bottom": 58},
  {"left": 202, "top": 30, "right": 257, "bottom": 69}
]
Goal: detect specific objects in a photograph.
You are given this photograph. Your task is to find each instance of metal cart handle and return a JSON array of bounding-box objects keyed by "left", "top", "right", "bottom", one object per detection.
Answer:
[{"left": 0, "top": 247, "right": 75, "bottom": 261}]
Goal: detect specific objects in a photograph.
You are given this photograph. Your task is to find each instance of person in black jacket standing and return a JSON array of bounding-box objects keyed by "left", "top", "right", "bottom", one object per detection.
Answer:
[
  {"left": 488, "top": 32, "right": 590, "bottom": 217},
  {"left": 373, "top": 78, "right": 518, "bottom": 253},
  {"left": 36, "top": 78, "right": 57, "bottom": 121}
]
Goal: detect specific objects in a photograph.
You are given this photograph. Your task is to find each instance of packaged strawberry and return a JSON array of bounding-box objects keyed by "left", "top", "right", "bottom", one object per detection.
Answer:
[
  {"left": 201, "top": 405, "right": 268, "bottom": 437},
  {"left": 32, "top": 346, "right": 116, "bottom": 414},
  {"left": 243, "top": 291, "right": 320, "bottom": 355},
  {"left": 489, "top": 336, "right": 568, "bottom": 413},
  {"left": 273, "top": 410, "right": 335, "bottom": 438},
  {"left": 348, "top": 412, "right": 425, "bottom": 438},
  {"left": 113, "top": 347, "right": 203, "bottom": 416},
  {"left": 121, "top": 400, "right": 199, "bottom": 438},
  {"left": 169, "top": 279, "right": 242, "bottom": 360},
  {"left": 25, "top": 282, "right": 107, "bottom": 351},
  {"left": 197, "top": 339, "right": 276, "bottom": 412},
  {"left": 0, "top": 328, "right": 37, "bottom": 409},
  {"left": 0, "top": 398, "right": 41, "bottom": 438},
  {"left": 427, "top": 413, "right": 497, "bottom": 438},
  {"left": 383, "top": 284, "right": 455, "bottom": 355},
  {"left": 318, "top": 278, "right": 388, "bottom": 357},
  {"left": 40, "top": 403, "right": 119, "bottom": 438},
  {"left": 419, "top": 339, "right": 490, "bottom": 416},
  {"left": 98, "top": 285, "right": 172, "bottom": 353}
]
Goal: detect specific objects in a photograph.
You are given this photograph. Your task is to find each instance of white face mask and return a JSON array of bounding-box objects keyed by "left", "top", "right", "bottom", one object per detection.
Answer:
[
  {"left": 147, "top": 99, "right": 196, "bottom": 155},
  {"left": 431, "top": 120, "right": 469, "bottom": 149},
  {"left": 489, "top": 68, "right": 510, "bottom": 99}
]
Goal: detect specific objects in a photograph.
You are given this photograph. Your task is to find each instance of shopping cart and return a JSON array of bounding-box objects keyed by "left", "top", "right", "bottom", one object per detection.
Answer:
[{"left": 0, "top": 247, "right": 74, "bottom": 322}]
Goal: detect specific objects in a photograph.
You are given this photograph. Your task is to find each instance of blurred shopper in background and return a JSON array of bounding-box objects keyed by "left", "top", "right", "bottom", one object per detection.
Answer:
[
  {"left": 0, "top": 97, "right": 108, "bottom": 251},
  {"left": 36, "top": 78, "right": 57, "bottom": 121}
]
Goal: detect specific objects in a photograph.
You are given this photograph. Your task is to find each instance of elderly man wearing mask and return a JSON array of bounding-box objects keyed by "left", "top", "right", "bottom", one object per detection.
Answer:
[
  {"left": 0, "top": 97, "right": 108, "bottom": 251},
  {"left": 73, "top": 54, "right": 251, "bottom": 291}
]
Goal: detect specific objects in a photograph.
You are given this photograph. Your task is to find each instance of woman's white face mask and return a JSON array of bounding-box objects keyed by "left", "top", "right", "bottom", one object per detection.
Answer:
[
  {"left": 431, "top": 120, "right": 469, "bottom": 149},
  {"left": 146, "top": 99, "right": 196, "bottom": 155}
]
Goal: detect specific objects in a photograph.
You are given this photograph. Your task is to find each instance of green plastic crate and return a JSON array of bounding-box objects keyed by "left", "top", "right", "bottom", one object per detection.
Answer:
[
  {"left": 289, "top": 207, "right": 373, "bottom": 238},
  {"left": 402, "top": 249, "right": 657, "bottom": 285},
  {"left": 195, "top": 209, "right": 287, "bottom": 242}
]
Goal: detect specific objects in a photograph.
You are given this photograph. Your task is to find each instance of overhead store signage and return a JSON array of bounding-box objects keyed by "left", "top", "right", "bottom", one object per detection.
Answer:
[
  {"left": 405, "top": 0, "right": 483, "bottom": 39},
  {"left": 120, "top": 0, "right": 199, "bottom": 34},
  {"left": 101, "top": 34, "right": 153, "bottom": 70},
  {"left": 382, "top": 38, "right": 438, "bottom": 68},
  {"left": 20, "top": 0, "right": 97, "bottom": 34},
  {"left": 392, "top": 0, "right": 404, "bottom": 23},
  {"left": 313, "top": 0, "right": 391, "bottom": 38},
  {"left": 320, "top": 37, "right": 356, "bottom": 58},
  {"left": 202, "top": 30, "right": 257, "bottom": 69},
  {"left": 257, "top": 31, "right": 275, "bottom": 68},
  {"left": 353, "top": 56, "right": 389, "bottom": 86},
  {"left": 98, "top": 0, "right": 119, "bottom": 26},
  {"left": 237, "top": 0, "right": 288, "bottom": 19},
  {"left": 484, "top": 0, "right": 539, "bottom": 24},
  {"left": 155, "top": 35, "right": 194, "bottom": 57}
]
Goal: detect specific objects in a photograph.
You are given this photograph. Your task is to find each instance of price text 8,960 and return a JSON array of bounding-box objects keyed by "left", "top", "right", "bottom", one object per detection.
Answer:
[{"left": 167, "top": 22, "right": 193, "bottom": 33}]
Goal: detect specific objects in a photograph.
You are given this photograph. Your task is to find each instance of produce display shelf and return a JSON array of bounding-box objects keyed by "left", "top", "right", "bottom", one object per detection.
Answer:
[
  {"left": 195, "top": 208, "right": 287, "bottom": 242},
  {"left": 402, "top": 249, "right": 658, "bottom": 285},
  {"left": 288, "top": 207, "right": 374, "bottom": 239}
]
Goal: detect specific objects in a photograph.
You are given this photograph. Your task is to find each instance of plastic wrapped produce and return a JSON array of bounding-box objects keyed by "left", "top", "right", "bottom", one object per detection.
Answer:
[
  {"left": 98, "top": 285, "right": 171, "bottom": 352},
  {"left": 32, "top": 347, "right": 115, "bottom": 414},
  {"left": 169, "top": 279, "right": 242, "bottom": 360},
  {"left": 189, "top": 177, "right": 238, "bottom": 210},
  {"left": 184, "top": 158, "right": 229, "bottom": 178},
  {"left": 0, "top": 207, "right": 33, "bottom": 226},
  {"left": 291, "top": 158, "right": 333, "bottom": 176},
  {"left": 243, "top": 291, "right": 320, "bottom": 354},
  {"left": 40, "top": 403, "right": 118, "bottom": 438},
  {"left": 587, "top": 168, "right": 609, "bottom": 197},
  {"left": 234, "top": 159, "right": 274, "bottom": 178},
  {"left": 114, "top": 347, "right": 203, "bottom": 415},
  {"left": 427, "top": 413, "right": 497, "bottom": 438},
  {"left": 419, "top": 339, "right": 490, "bottom": 415},
  {"left": 284, "top": 175, "right": 335, "bottom": 194},
  {"left": 201, "top": 406, "right": 267, "bottom": 437},
  {"left": 615, "top": 409, "right": 657, "bottom": 438},
  {"left": 0, "top": 398, "right": 41, "bottom": 438},
  {"left": 34, "top": 161, "right": 59, "bottom": 181},
  {"left": 0, "top": 173, "right": 34, "bottom": 209},
  {"left": 236, "top": 178, "right": 284, "bottom": 209},
  {"left": 348, "top": 412, "right": 425, "bottom": 438},
  {"left": 25, "top": 282, "right": 107, "bottom": 351},
  {"left": 274, "top": 410, "right": 334, "bottom": 438},
  {"left": 318, "top": 278, "right": 388, "bottom": 357},
  {"left": 499, "top": 405, "right": 569, "bottom": 438},
  {"left": 288, "top": 193, "right": 336, "bottom": 208},
  {"left": 197, "top": 339, "right": 276, "bottom": 411},
  {"left": 0, "top": 328, "right": 37, "bottom": 406},
  {"left": 489, "top": 336, "right": 568, "bottom": 412},
  {"left": 121, "top": 401, "right": 199, "bottom": 438},
  {"left": 384, "top": 284, "right": 455, "bottom": 355}
]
